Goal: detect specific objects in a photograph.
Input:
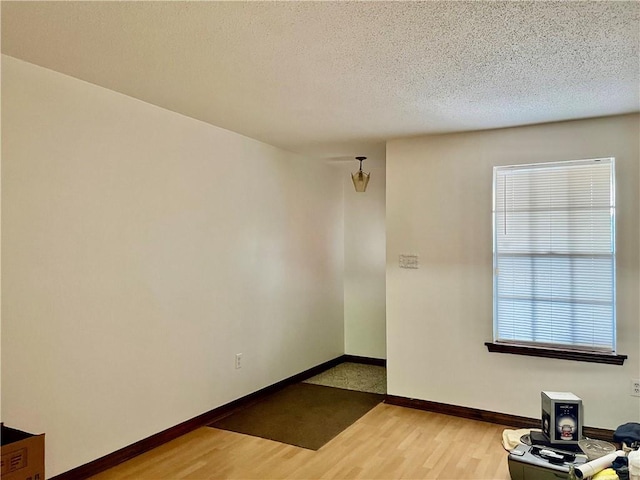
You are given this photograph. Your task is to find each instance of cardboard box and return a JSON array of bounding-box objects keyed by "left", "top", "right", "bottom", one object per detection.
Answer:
[
  {"left": 1, "top": 424, "right": 45, "bottom": 480},
  {"left": 541, "top": 391, "right": 583, "bottom": 446}
]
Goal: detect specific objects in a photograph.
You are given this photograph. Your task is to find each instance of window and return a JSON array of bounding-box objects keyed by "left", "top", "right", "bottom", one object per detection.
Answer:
[{"left": 492, "top": 158, "right": 616, "bottom": 355}]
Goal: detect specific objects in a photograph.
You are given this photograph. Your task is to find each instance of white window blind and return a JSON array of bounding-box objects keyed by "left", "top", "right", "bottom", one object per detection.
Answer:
[{"left": 493, "top": 158, "right": 616, "bottom": 353}]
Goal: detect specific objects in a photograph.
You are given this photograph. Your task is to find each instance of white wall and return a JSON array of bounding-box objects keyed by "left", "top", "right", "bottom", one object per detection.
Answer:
[
  {"left": 386, "top": 114, "right": 640, "bottom": 430},
  {"left": 343, "top": 153, "right": 386, "bottom": 359},
  {"left": 1, "top": 55, "right": 345, "bottom": 477}
]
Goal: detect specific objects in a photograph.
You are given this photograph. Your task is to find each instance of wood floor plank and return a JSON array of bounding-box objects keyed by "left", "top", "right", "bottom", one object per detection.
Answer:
[{"left": 90, "top": 403, "right": 512, "bottom": 479}]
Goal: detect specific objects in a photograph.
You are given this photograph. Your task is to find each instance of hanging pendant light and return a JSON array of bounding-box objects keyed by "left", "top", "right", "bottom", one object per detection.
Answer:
[{"left": 351, "top": 156, "right": 370, "bottom": 192}]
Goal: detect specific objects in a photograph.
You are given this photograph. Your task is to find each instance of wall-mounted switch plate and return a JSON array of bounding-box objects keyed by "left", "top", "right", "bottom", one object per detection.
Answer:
[
  {"left": 399, "top": 254, "right": 419, "bottom": 269},
  {"left": 235, "top": 353, "right": 243, "bottom": 369}
]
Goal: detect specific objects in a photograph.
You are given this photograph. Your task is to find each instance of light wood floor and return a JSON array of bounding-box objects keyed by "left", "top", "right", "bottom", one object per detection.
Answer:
[{"left": 91, "top": 403, "right": 512, "bottom": 479}]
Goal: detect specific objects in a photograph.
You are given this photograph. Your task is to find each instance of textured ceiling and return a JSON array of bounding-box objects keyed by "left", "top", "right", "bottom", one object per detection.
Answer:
[{"left": 2, "top": 1, "right": 639, "bottom": 160}]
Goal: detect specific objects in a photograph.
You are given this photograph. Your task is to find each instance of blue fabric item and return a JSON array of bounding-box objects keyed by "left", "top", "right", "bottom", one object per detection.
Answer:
[
  {"left": 613, "top": 422, "right": 640, "bottom": 445},
  {"left": 612, "top": 456, "right": 629, "bottom": 480}
]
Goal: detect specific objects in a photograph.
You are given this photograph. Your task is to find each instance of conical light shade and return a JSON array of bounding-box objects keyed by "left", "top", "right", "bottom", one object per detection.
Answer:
[
  {"left": 352, "top": 156, "right": 370, "bottom": 192},
  {"left": 351, "top": 170, "right": 370, "bottom": 192}
]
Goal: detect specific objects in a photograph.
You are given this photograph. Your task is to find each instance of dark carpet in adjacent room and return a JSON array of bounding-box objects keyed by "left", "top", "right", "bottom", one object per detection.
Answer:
[{"left": 209, "top": 382, "right": 384, "bottom": 450}]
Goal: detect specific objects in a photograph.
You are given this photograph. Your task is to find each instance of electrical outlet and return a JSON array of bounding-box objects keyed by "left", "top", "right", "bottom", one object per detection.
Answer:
[
  {"left": 632, "top": 379, "right": 640, "bottom": 397},
  {"left": 235, "top": 353, "right": 243, "bottom": 369}
]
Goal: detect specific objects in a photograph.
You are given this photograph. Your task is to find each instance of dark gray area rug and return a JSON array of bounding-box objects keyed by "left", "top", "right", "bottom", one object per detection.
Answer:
[{"left": 209, "top": 382, "right": 384, "bottom": 450}]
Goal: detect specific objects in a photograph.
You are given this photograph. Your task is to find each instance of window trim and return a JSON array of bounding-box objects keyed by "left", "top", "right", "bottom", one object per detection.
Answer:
[{"left": 485, "top": 342, "right": 627, "bottom": 365}]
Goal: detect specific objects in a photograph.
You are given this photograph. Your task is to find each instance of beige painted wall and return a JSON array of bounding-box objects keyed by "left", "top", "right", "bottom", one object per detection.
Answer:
[
  {"left": 343, "top": 153, "right": 386, "bottom": 359},
  {"left": 386, "top": 114, "right": 640, "bottom": 429},
  {"left": 1, "top": 55, "right": 345, "bottom": 476}
]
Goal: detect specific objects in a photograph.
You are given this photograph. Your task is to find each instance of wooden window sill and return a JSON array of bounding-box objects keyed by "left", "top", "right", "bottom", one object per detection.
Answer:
[{"left": 484, "top": 342, "right": 627, "bottom": 365}]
